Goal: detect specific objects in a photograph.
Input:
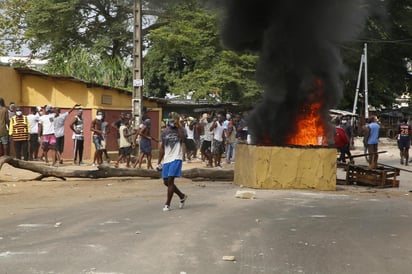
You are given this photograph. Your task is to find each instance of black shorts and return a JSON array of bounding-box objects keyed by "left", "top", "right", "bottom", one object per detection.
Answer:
[
  {"left": 212, "top": 139, "right": 224, "bottom": 155},
  {"left": 30, "top": 134, "right": 39, "bottom": 147},
  {"left": 201, "top": 140, "right": 211, "bottom": 152},
  {"left": 120, "top": 146, "right": 132, "bottom": 156},
  {"left": 55, "top": 136, "right": 65, "bottom": 153},
  {"left": 398, "top": 137, "right": 410, "bottom": 150},
  {"left": 185, "top": 139, "right": 196, "bottom": 152}
]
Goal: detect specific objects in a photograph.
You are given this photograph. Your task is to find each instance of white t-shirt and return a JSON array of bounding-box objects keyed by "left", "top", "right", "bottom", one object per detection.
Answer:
[
  {"left": 39, "top": 113, "right": 55, "bottom": 135},
  {"left": 53, "top": 112, "right": 69, "bottom": 137},
  {"left": 161, "top": 127, "right": 183, "bottom": 164},
  {"left": 204, "top": 122, "right": 214, "bottom": 142},
  {"left": 27, "top": 113, "right": 40, "bottom": 134},
  {"left": 213, "top": 121, "right": 224, "bottom": 142},
  {"left": 185, "top": 124, "right": 194, "bottom": 140},
  {"left": 119, "top": 124, "right": 131, "bottom": 148}
]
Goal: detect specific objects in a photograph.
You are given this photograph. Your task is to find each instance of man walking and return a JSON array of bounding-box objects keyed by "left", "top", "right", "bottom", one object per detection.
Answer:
[
  {"left": 114, "top": 116, "right": 134, "bottom": 168},
  {"left": 334, "top": 118, "right": 353, "bottom": 164},
  {"left": 135, "top": 118, "right": 158, "bottom": 169},
  {"left": 157, "top": 112, "right": 188, "bottom": 212}
]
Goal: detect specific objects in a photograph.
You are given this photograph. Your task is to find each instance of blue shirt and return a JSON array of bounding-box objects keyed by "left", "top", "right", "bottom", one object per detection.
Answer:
[{"left": 367, "top": 122, "right": 380, "bottom": 145}]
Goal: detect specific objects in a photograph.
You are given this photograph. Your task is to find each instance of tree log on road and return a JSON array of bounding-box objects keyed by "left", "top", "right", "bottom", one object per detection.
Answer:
[{"left": 0, "top": 156, "right": 234, "bottom": 181}]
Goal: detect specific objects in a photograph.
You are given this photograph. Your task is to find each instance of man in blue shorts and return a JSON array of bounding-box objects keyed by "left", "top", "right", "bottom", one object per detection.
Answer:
[
  {"left": 398, "top": 118, "right": 411, "bottom": 166},
  {"left": 157, "top": 112, "right": 188, "bottom": 212}
]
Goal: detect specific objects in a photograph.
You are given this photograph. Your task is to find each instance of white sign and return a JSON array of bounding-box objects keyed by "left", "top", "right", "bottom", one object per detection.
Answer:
[{"left": 133, "top": 79, "right": 144, "bottom": 87}]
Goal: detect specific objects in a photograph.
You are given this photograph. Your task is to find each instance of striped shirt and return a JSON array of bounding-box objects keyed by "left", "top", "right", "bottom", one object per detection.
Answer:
[{"left": 9, "top": 115, "right": 29, "bottom": 141}]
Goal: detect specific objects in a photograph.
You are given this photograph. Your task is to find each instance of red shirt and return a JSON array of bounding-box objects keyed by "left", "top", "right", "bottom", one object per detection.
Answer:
[{"left": 334, "top": 127, "right": 349, "bottom": 147}]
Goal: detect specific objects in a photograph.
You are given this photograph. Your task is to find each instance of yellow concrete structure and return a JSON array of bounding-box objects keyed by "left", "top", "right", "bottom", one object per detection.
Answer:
[{"left": 234, "top": 144, "right": 336, "bottom": 190}]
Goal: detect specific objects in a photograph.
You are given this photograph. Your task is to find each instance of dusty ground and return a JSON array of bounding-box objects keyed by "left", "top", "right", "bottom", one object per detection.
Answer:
[
  {"left": 0, "top": 137, "right": 411, "bottom": 220},
  {"left": 0, "top": 158, "right": 217, "bottom": 219}
]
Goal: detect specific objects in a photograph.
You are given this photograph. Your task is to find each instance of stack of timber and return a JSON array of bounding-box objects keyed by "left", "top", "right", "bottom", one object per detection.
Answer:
[{"left": 345, "top": 164, "right": 400, "bottom": 188}]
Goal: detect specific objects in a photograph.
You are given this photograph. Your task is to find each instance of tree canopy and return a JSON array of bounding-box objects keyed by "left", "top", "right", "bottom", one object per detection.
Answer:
[
  {"left": 1, "top": 0, "right": 412, "bottom": 111},
  {"left": 143, "top": 1, "right": 260, "bottom": 103},
  {"left": 341, "top": 0, "right": 412, "bottom": 112}
]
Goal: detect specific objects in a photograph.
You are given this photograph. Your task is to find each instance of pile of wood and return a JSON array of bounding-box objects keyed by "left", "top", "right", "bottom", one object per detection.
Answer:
[{"left": 345, "top": 164, "right": 400, "bottom": 188}]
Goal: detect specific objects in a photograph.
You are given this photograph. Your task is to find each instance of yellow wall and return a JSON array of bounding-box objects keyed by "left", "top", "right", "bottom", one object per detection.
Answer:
[
  {"left": 0, "top": 67, "right": 21, "bottom": 105},
  {"left": 20, "top": 74, "right": 133, "bottom": 110},
  {"left": 234, "top": 144, "right": 337, "bottom": 190},
  {"left": 0, "top": 66, "right": 141, "bottom": 110}
]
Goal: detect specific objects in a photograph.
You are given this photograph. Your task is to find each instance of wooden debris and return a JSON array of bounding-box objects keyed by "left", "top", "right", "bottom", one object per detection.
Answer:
[
  {"left": 345, "top": 164, "right": 400, "bottom": 188},
  {"left": 0, "top": 156, "right": 234, "bottom": 181}
]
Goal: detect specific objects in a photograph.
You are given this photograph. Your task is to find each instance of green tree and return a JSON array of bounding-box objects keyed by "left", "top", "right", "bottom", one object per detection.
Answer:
[
  {"left": 340, "top": 0, "right": 412, "bottom": 111},
  {"left": 44, "top": 47, "right": 132, "bottom": 89},
  {"left": 0, "top": 0, "right": 31, "bottom": 55},
  {"left": 143, "top": 1, "right": 261, "bottom": 103}
]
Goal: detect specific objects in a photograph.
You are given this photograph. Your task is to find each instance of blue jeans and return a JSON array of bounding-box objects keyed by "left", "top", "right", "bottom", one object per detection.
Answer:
[{"left": 226, "top": 141, "right": 236, "bottom": 163}]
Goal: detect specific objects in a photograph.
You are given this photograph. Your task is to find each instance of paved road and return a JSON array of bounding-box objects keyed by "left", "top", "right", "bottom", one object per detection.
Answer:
[{"left": 1, "top": 178, "right": 412, "bottom": 274}]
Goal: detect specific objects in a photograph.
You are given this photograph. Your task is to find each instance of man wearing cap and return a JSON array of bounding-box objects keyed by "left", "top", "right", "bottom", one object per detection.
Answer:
[{"left": 9, "top": 107, "right": 29, "bottom": 161}]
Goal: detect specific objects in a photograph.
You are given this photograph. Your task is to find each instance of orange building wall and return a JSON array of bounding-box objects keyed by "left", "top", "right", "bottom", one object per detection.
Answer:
[
  {"left": 0, "top": 67, "right": 162, "bottom": 161},
  {"left": 0, "top": 67, "right": 21, "bottom": 105}
]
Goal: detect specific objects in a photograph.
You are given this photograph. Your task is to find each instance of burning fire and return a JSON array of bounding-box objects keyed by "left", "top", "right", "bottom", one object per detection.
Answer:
[{"left": 286, "top": 80, "right": 327, "bottom": 146}]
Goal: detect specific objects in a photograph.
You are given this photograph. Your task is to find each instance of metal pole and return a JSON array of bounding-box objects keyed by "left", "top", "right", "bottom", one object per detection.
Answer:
[
  {"left": 132, "top": 0, "right": 143, "bottom": 129},
  {"left": 352, "top": 54, "right": 364, "bottom": 116},
  {"left": 364, "top": 43, "right": 369, "bottom": 118}
]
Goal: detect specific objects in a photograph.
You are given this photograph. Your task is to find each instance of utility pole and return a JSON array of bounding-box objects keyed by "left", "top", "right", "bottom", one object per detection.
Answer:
[
  {"left": 364, "top": 43, "right": 369, "bottom": 119},
  {"left": 352, "top": 43, "right": 369, "bottom": 118},
  {"left": 132, "top": 0, "right": 143, "bottom": 129}
]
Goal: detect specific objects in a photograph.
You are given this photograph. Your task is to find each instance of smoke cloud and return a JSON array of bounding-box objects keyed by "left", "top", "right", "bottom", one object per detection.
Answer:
[{"left": 221, "top": 0, "right": 372, "bottom": 145}]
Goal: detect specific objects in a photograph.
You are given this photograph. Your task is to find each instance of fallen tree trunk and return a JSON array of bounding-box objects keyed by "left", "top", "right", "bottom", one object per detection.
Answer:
[{"left": 0, "top": 156, "right": 234, "bottom": 181}]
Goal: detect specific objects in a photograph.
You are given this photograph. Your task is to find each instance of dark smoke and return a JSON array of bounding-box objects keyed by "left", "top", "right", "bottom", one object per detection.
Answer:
[{"left": 221, "top": 0, "right": 372, "bottom": 145}]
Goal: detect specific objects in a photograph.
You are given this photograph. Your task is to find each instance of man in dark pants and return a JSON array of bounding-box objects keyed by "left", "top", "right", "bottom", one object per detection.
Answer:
[
  {"left": 157, "top": 112, "right": 188, "bottom": 212},
  {"left": 27, "top": 107, "right": 40, "bottom": 160},
  {"left": 70, "top": 108, "right": 84, "bottom": 165},
  {"left": 9, "top": 107, "right": 29, "bottom": 160},
  {"left": 398, "top": 118, "right": 411, "bottom": 166}
]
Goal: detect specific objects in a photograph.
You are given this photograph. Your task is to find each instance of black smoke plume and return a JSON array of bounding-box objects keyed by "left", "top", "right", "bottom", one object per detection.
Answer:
[{"left": 221, "top": 0, "right": 371, "bottom": 145}]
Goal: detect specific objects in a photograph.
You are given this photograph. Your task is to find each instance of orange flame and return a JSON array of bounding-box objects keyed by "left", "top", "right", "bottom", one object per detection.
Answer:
[{"left": 286, "top": 80, "right": 327, "bottom": 146}]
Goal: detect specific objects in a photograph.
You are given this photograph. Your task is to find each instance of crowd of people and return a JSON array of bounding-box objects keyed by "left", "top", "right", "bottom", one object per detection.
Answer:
[
  {"left": 0, "top": 98, "right": 86, "bottom": 166},
  {"left": 0, "top": 98, "right": 134, "bottom": 167},
  {"left": 0, "top": 97, "right": 249, "bottom": 171},
  {"left": 171, "top": 111, "right": 248, "bottom": 169}
]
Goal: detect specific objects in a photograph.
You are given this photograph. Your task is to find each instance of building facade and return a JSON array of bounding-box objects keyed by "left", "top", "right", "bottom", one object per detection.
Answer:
[{"left": 0, "top": 66, "right": 162, "bottom": 160}]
